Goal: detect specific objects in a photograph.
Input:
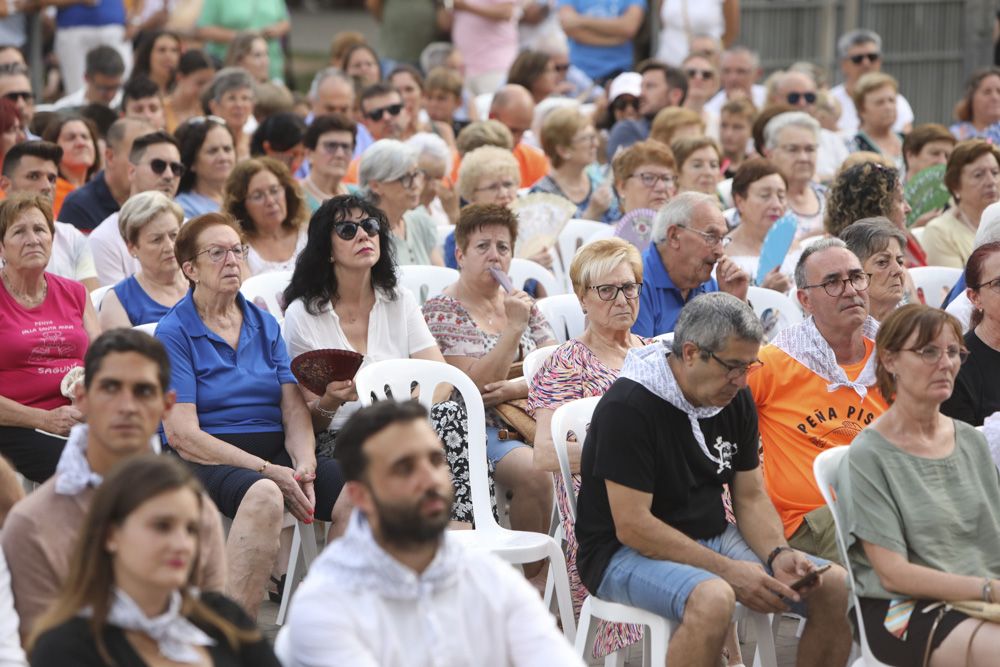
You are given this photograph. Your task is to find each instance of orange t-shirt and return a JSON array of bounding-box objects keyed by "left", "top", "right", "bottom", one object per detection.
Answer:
[
  {"left": 513, "top": 143, "right": 548, "bottom": 188},
  {"left": 748, "top": 338, "right": 888, "bottom": 538},
  {"left": 52, "top": 177, "right": 75, "bottom": 221}
]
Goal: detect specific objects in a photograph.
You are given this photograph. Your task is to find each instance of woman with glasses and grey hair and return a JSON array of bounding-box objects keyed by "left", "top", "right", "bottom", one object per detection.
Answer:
[
  {"left": 839, "top": 217, "right": 909, "bottom": 322},
  {"left": 359, "top": 139, "right": 442, "bottom": 267}
]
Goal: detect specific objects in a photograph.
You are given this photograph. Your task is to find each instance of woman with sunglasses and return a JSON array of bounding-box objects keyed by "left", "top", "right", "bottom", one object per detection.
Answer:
[
  {"left": 848, "top": 73, "right": 904, "bottom": 172},
  {"left": 175, "top": 116, "right": 237, "bottom": 219},
  {"left": 598, "top": 72, "right": 641, "bottom": 133},
  {"left": 358, "top": 139, "right": 443, "bottom": 267},
  {"left": 224, "top": 157, "right": 309, "bottom": 276},
  {"left": 159, "top": 212, "right": 344, "bottom": 618}
]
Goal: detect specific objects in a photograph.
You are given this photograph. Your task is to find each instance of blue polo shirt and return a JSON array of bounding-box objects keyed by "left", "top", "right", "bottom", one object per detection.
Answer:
[
  {"left": 59, "top": 171, "right": 119, "bottom": 232},
  {"left": 156, "top": 292, "right": 296, "bottom": 435},
  {"left": 631, "top": 243, "right": 718, "bottom": 337},
  {"left": 558, "top": 0, "right": 646, "bottom": 81}
]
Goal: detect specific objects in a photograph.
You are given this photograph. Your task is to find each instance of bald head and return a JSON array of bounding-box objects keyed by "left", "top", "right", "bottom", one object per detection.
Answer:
[{"left": 489, "top": 84, "right": 534, "bottom": 146}]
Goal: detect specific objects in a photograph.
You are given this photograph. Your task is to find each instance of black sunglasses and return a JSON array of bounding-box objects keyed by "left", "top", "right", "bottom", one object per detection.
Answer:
[
  {"left": 334, "top": 217, "right": 380, "bottom": 240},
  {"left": 612, "top": 97, "right": 639, "bottom": 112},
  {"left": 849, "top": 52, "right": 880, "bottom": 65},
  {"left": 786, "top": 92, "right": 817, "bottom": 105},
  {"left": 364, "top": 103, "right": 403, "bottom": 121},
  {"left": 3, "top": 91, "right": 31, "bottom": 102},
  {"left": 147, "top": 158, "right": 185, "bottom": 177}
]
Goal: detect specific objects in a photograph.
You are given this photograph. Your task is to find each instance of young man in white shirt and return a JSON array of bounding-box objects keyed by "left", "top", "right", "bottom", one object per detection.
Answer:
[{"left": 285, "top": 400, "right": 581, "bottom": 667}]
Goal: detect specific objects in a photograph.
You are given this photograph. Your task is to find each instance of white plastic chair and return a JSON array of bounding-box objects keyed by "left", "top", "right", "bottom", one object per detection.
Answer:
[
  {"left": 746, "top": 285, "right": 803, "bottom": 339},
  {"left": 240, "top": 270, "right": 292, "bottom": 318},
  {"left": 90, "top": 284, "right": 113, "bottom": 309},
  {"left": 276, "top": 519, "right": 322, "bottom": 625},
  {"left": 354, "top": 358, "right": 577, "bottom": 642},
  {"left": 813, "top": 447, "right": 890, "bottom": 667},
  {"left": 536, "top": 294, "right": 586, "bottom": 344},
  {"left": 397, "top": 265, "right": 459, "bottom": 305},
  {"left": 577, "top": 224, "right": 616, "bottom": 252},
  {"left": 436, "top": 223, "right": 454, "bottom": 254},
  {"left": 557, "top": 220, "right": 612, "bottom": 290},
  {"left": 523, "top": 344, "right": 558, "bottom": 385},
  {"left": 133, "top": 322, "right": 157, "bottom": 336},
  {"left": 508, "top": 257, "right": 563, "bottom": 296},
  {"left": 273, "top": 626, "right": 291, "bottom": 664},
  {"left": 910, "top": 226, "right": 926, "bottom": 244},
  {"left": 909, "top": 266, "right": 962, "bottom": 308}
]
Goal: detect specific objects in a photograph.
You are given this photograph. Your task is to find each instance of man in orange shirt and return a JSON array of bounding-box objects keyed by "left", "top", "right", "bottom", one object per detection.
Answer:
[
  {"left": 748, "top": 238, "right": 888, "bottom": 562},
  {"left": 488, "top": 84, "right": 549, "bottom": 188}
]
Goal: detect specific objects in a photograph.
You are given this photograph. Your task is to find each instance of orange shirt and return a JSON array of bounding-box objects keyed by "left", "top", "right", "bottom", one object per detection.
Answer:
[
  {"left": 53, "top": 177, "right": 75, "bottom": 221},
  {"left": 748, "top": 338, "right": 888, "bottom": 538},
  {"left": 513, "top": 143, "right": 548, "bottom": 188}
]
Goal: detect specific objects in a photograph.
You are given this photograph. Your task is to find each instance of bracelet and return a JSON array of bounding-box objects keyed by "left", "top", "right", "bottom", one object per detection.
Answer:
[
  {"left": 766, "top": 546, "right": 793, "bottom": 572},
  {"left": 256, "top": 460, "right": 268, "bottom": 474},
  {"left": 983, "top": 578, "right": 994, "bottom": 603},
  {"left": 314, "top": 401, "right": 338, "bottom": 418}
]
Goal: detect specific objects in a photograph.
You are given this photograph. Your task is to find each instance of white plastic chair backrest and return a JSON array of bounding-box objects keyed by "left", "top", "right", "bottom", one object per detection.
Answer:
[
  {"left": 90, "top": 284, "right": 113, "bottom": 310},
  {"left": 557, "top": 220, "right": 610, "bottom": 286},
  {"left": 909, "top": 266, "right": 962, "bottom": 308},
  {"left": 133, "top": 322, "right": 158, "bottom": 336},
  {"left": 474, "top": 93, "right": 493, "bottom": 120},
  {"left": 910, "top": 226, "right": 926, "bottom": 244},
  {"left": 550, "top": 395, "right": 601, "bottom": 522},
  {"left": 813, "top": 447, "right": 892, "bottom": 667},
  {"left": 536, "top": 294, "right": 585, "bottom": 344},
  {"left": 523, "top": 344, "right": 558, "bottom": 385},
  {"left": 240, "top": 270, "right": 292, "bottom": 317},
  {"left": 273, "top": 626, "right": 291, "bottom": 664},
  {"left": 746, "top": 285, "right": 803, "bottom": 339},
  {"left": 397, "top": 265, "right": 459, "bottom": 305},
  {"left": 354, "top": 359, "right": 496, "bottom": 532},
  {"left": 508, "top": 257, "right": 563, "bottom": 296},
  {"left": 436, "top": 224, "right": 454, "bottom": 253},
  {"left": 577, "top": 224, "right": 615, "bottom": 252}
]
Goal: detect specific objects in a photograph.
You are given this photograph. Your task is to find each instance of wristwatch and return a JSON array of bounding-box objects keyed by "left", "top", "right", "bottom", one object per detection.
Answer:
[{"left": 766, "top": 546, "right": 793, "bottom": 571}]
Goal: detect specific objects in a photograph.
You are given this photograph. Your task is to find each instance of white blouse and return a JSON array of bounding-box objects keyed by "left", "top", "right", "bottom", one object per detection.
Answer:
[{"left": 246, "top": 228, "right": 308, "bottom": 277}]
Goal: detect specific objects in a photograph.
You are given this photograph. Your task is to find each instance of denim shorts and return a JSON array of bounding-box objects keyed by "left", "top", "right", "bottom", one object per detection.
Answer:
[
  {"left": 595, "top": 524, "right": 828, "bottom": 622},
  {"left": 485, "top": 424, "right": 529, "bottom": 465}
]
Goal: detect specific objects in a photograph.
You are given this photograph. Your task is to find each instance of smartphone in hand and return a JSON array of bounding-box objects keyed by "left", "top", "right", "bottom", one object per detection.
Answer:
[{"left": 790, "top": 563, "right": 832, "bottom": 591}]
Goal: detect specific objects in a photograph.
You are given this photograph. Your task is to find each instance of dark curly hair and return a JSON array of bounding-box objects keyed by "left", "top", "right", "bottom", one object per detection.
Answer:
[
  {"left": 282, "top": 194, "right": 398, "bottom": 315},
  {"left": 223, "top": 156, "right": 308, "bottom": 236},
  {"left": 175, "top": 116, "right": 234, "bottom": 194},
  {"left": 823, "top": 161, "right": 899, "bottom": 237}
]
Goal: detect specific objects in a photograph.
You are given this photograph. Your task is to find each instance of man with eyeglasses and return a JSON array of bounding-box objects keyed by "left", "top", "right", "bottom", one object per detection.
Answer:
[
  {"left": 830, "top": 29, "right": 914, "bottom": 135},
  {"left": 53, "top": 45, "right": 124, "bottom": 111},
  {"left": 631, "top": 191, "right": 749, "bottom": 337},
  {"left": 577, "top": 292, "right": 853, "bottom": 667},
  {"left": 341, "top": 82, "right": 412, "bottom": 186},
  {"left": 88, "top": 131, "right": 183, "bottom": 285},
  {"left": 767, "top": 70, "right": 848, "bottom": 183},
  {"left": 748, "top": 238, "right": 888, "bottom": 563}
]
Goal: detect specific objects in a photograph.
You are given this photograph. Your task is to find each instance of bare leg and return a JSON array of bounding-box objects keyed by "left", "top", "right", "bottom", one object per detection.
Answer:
[
  {"left": 667, "top": 578, "right": 735, "bottom": 667},
  {"left": 930, "top": 618, "right": 1000, "bottom": 667},
  {"left": 270, "top": 526, "right": 293, "bottom": 580},
  {"left": 224, "top": 480, "right": 283, "bottom": 617},
  {"left": 724, "top": 622, "right": 743, "bottom": 665},
  {"left": 326, "top": 490, "right": 353, "bottom": 542},
  {"left": 797, "top": 565, "right": 852, "bottom": 667},
  {"left": 494, "top": 447, "right": 553, "bottom": 577}
]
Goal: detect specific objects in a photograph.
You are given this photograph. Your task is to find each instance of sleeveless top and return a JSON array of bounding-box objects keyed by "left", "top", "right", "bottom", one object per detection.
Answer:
[{"left": 111, "top": 275, "right": 172, "bottom": 326}]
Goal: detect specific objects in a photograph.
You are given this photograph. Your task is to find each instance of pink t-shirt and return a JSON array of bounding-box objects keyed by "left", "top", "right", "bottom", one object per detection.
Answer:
[
  {"left": 452, "top": 0, "right": 518, "bottom": 79},
  {"left": 0, "top": 273, "right": 88, "bottom": 410}
]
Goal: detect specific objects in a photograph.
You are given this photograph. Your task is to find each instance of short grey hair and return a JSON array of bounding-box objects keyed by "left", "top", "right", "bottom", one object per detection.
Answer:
[
  {"left": 794, "top": 237, "right": 849, "bottom": 288},
  {"left": 764, "top": 111, "right": 820, "bottom": 151},
  {"left": 651, "top": 191, "right": 720, "bottom": 244},
  {"left": 118, "top": 190, "right": 184, "bottom": 247},
  {"left": 837, "top": 29, "right": 882, "bottom": 59},
  {"left": 358, "top": 139, "right": 418, "bottom": 198},
  {"left": 722, "top": 45, "right": 760, "bottom": 69},
  {"left": 670, "top": 292, "right": 764, "bottom": 356},
  {"left": 420, "top": 42, "right": 454, "bottom": 75},
  {"left": 308, "top": 67, "right": 351, "bottom": 101},
  {"left": 205, "top": 66, "right": 256, "bottom": 105},
  {"left": 406, "top": 132, "right": 452, "bottom": 175},
  {"left": 838, "top": 217, "right": 906, "bottom": 265}
]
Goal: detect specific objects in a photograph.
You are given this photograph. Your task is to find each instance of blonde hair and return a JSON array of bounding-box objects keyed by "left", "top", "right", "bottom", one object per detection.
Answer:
[
  {"left": 540, "top": 106, "right": 590, "bottom": 168},
  {"left": 650, "top": 107, "right": 705, "bottom": 147},
  {"left": 569, "top": 238, "right": 643, "bottom": 299},
  {"left": 119, "top": 191, "right": 184, "bottom": 246},
  {"left": 852, "top": 72, "right": 898, "bottom": 114},
  {"left": 457, "top": 146, "right": 520, "bottom": 201}
]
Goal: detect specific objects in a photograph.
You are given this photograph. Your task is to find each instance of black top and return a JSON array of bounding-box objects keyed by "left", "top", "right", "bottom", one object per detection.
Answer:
[
  {"left": 941, "top": 329, "right": 1000, "bottom": 427},
  {"left": 30, "top": 592, "right": 280, "bottom": 667},
  {"left": 575, "top": 378, "right": 760, "bottom": 594},
  {"left": 58, "top": 171, "right": 119, "bottom": 232}
]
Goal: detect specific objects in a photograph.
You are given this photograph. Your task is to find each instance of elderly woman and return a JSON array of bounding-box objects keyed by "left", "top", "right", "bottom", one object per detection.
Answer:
[
  {"left": 950, "top": 67, "right": 1000, "bottom": 144},
  {"left": 359, "top": 139, "right": 441, "bottom": 267},
  {"left": 846, "top": 304, "right": 1000, "bottom": 667},
  {"left": 723, "top": 158, "right": 793, "bottom": 292},
  {"left": 923, "top": 140, "right": 1000, "bottom": 268},
  {"left": 175, "top": 116, "right": 237, "bottom": 219},
  {"left": 423, "top": 203, "right": 558, "bottom": 544},
  {"left": 672, "top": 136, "right": 722, "bottom": 196},
  {"left": 532, "top": 107, "right": 615, "bottom": 223},
  {"left": 42, "top": 116, "right": 100, "bottom": 218},
  {"left": 507, "top": 50, "right": 558, "bottom": 105},
  {"left": 0, "top": 194, "right": 99, "bottom": 482},
  {"left": 203, "top": 67, "right": 256, "bottom": 161},
  {"left": 941, "top": 241, "right": 1000, "bottom": 426},
  {"left": 300, "top": 113, "right": 355, "bottom": 214},
  {"left": 763, "top": 111, "right": 827, "bottom": 244},
  {"left": 848, "top": 73, "right": 905, "bottom": 172},
  {"left": 609, "top": 140, "right": 678, "bottom": 251},
  {"left": 99, "top": 192, "right": 188, "bottom": 329},
  {"left": 224, "top": 157, "right": 308, "bottom": 276},
  {"left": 839, "top": 217, "right": 908, "bottom": 322},
  {"left": 225, "top": 32, "right": 271, "bottom": 85},
  {"left": 407, "top": 132, "right": 458, "bottom": 226},
  {"left": 159, "top": 212, "right": 343, "bottom": 617},
  {"left": 651, "top": 107, "right": 707, "bottom": 149}
]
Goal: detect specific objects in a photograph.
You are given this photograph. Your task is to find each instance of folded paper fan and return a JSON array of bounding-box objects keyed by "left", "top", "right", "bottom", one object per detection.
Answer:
[
  {"left": 510, "top": 193, "right": 576, "bottom": 259},
  {"left": 613, "top": 208, "right": 657, "bottom": 252},
  {"left": 904, "top": 164, "right": 949, "bottom": 227},
  {"left": 291, "top": 349, "right": 364, "bottom": 396}
]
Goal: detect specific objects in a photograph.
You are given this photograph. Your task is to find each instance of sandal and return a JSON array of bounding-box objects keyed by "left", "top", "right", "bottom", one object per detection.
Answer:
[{"left": 267, "top": 574, "right": 286, "bottom": 604}]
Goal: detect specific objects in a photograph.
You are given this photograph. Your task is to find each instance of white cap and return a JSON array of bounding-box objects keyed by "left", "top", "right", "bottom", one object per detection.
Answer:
[{"left": 608, "top": 72, "right": 641, "bottom": 102}]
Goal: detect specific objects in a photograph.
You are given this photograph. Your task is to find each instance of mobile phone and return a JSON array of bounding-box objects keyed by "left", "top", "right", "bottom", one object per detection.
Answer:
[
  {"left": 790, "top": 563, "right": 832, "bottom": 591},
  {"left": 489, "top": 266, "right": 514, "bottom": 293}
]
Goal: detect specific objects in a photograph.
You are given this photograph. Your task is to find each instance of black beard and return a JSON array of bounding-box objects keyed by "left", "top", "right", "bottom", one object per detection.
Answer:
[{"left": 370, "top": 489, "right": 453, "bottom": 548}]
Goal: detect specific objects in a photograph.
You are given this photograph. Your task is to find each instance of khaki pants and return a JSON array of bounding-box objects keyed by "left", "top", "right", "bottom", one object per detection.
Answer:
[{"left": 787, "top": 505, "right": 843, "bottom": 565}]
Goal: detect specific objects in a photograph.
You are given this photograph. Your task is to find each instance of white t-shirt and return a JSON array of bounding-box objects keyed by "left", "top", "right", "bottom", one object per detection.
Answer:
[
  {"left": 830, "top": 83, "right": 914, "bottom": 135},
  {"left": 281, "top": 286, "right": 439, "bottom": 431},
  {"left": 89, "top": 212, "right": 138, "bottom": 287},
  {"left": 656, "top": 0, "right": 725, "bottom": 66},
  {"left": 817, "top": 127, "right": 849, "bottom": 184},
  {"left": 246, "top": 228, "right": 308, "bottom": 277},
  {"left": 47, "top": 221, "right": 97, "bottom": 283}
]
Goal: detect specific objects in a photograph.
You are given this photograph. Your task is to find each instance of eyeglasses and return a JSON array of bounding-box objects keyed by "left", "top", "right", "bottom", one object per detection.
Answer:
[
  {"left": 676, "top": 225, "right": 732, "bottom": 247},
  {"left": 975, "top": 276, "right": 1000, "bottom": 292},
  {"left": 801, "top": 272, "right": 871, "bottom": 297},
  {"left": 333, "top": 217, "right": 380, "bottom": 240},
  {"left": 474, "top": 179, "right": 518, "bottom": 194},
  {"left": 3, "top": 91, "right": 31, "bottom": 102},
  {"left": 629, "top": 172, "right": 676, "bottom": 188},
  {"left": 364, "top": 103, "right": 403, "bottom": 121},
  {"left": 196, "top": 244, "right": 249, "bottom": 263},
  {"left": 685, "top": 68, "right": 715, "bottom": 80},
  {"left": 588, "top": 282, "right": 642, "bottom": 301},
  {"left": 247, "top": 184, "right": 284, "bottom": 204},
  {"left": 395, "top": 169, "right": 424, "bottom": 188},
  {"left": 849, "top": 52, "right": 881, "bottom": 65},
  {"left": 903, "top": 346, "right": 969, "bottom": 365},
  {"left": 705, "top": 350, "right": 764, "bottom": 379},
  {"left": 319, "top": 140, "right": 353, "bottom": 155},
  {"left": 786, "top": 91, "right": 817, "bottom": 105},
  {"left": 145, "top": 158, "right": 185, "bottom": 177}
]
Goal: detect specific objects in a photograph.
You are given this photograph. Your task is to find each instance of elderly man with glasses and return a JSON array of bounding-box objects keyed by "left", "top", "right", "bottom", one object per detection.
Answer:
[
  {"left": 631, "top": 191, "right": 749, "bottom": 337},
  {"left": 829, "top": 28, "right": 914, "bottom": 135},
  {"left": 748, "top": 237, "right": 889, "bottom": 563}
]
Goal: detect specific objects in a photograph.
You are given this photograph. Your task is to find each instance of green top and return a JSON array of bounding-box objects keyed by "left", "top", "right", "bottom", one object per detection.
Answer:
[
  {"left": 197, "top": 0, "right": 289, "bottom": 82},
  {"left": 391, "top": 207, "right": 438, "bottom": 267},
  {"left": 845, "top": 419, "right": 1000, "bottom": 600},
  {"left": 378, "top": 0, "right": 439, "bottom": 65}
]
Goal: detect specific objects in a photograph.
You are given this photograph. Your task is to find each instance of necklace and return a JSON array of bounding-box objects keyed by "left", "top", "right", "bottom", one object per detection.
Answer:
[{"left": 1, "top": 268, "right": 47, "bottom": 307}]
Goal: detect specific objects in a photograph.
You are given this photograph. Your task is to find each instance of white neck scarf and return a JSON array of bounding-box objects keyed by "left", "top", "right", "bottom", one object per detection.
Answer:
[
  {"left": 54, "top": 424, "right": 103, "bottom": 495},
  {"left": 771, "top": 315, "right": 880, "bottom": 399},
  {"left": 82, "top": 588, "right": 216, "bottom": 663}
]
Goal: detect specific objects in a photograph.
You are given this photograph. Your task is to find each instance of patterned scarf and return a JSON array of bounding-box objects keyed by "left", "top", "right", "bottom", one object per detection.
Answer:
[{"left": 771, "top": 315, "right": 880, "bottom": 399}]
